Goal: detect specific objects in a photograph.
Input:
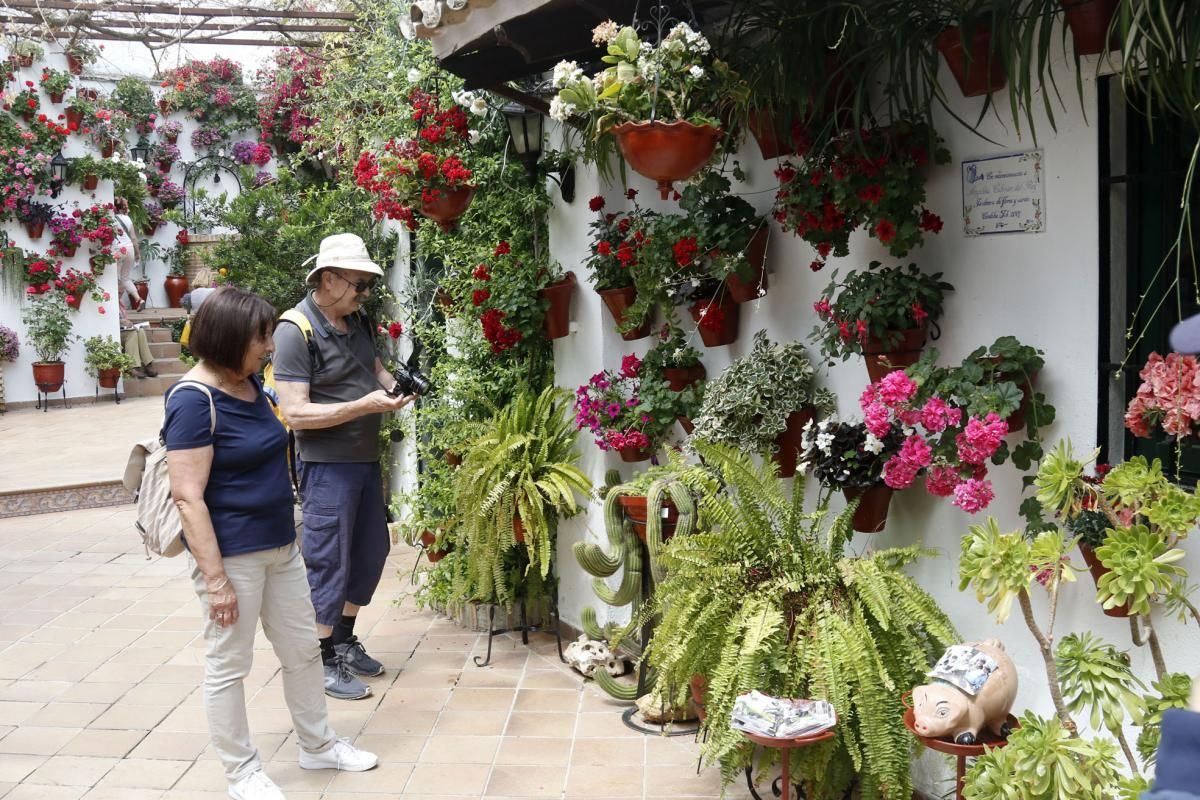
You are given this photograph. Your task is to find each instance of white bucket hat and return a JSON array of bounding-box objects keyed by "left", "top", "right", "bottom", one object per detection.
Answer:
[{"left": 304, "top": 233, "right": 385, "bottom": 283}]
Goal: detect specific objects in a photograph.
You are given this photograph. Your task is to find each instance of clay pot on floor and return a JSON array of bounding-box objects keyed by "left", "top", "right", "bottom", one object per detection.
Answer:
[
  {"left": 32, "top": 362, "right": 65, "bottom": 393},
  {"left": 97, "top": 368, "right": 121, "bottom": 389},
  {"left": 863, "top": 326, "right": 927, "bottom": 383},
  {"left": 539, "top": 271, "right": 575, "bottom": 340},
  {"left": 611, "top": 120, "right": 723, "bottom": 199},
  {"left": 937, "top": 27, "right": 1007, "bottom": 97},
  {"left": 772, "top": 407, "right": 816, "bottom": 478},
  {"left": 164, "top": 275, "right": 189, "bottom": 308},
  {"left": 842, "top": 485, "right": 894, "bottom": 533},
  {"left": 1078, "top": 542, "right": 1131, "bottom": 617},
  {"left": 617, "top": 494, "right": 679, "bottom": 543},
  {"left": 599, "top": 285, "right": 652, "bottom": 340}
]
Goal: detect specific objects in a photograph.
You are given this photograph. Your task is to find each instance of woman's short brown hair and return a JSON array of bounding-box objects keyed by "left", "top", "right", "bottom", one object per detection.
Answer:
[{"left": 187, "top": 287, "right": 276, "bottom": 371}]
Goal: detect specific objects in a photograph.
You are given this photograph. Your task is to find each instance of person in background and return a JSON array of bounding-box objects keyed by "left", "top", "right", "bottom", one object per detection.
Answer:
[
  {"left": 182, "top": 267, "right": 218, "bottom": 313},
  {"left": 114, "top": 197, "right": 144, "bottom": 312},
  {"left": 165, "top": 286, "right": 378, "bottom": 800},
  {"left": 272, "top": 233, "right": 415, "bottom": 701},
  {"left": 118, "top": 301, "right": 157, "bottom": 378},
  {"left": 1140, "top": 680, "right": 1200, "bottom": 799}
]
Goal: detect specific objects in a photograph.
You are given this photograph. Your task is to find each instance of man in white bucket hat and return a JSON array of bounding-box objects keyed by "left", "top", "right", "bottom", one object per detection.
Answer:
[{"left": 271, "top": 233, "right": 416, "bottom": 701}]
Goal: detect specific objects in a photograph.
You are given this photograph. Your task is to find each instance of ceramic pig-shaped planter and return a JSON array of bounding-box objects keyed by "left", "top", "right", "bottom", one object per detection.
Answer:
[{"left": 911, "top": 639, "right": 1017, "bottom": 745}]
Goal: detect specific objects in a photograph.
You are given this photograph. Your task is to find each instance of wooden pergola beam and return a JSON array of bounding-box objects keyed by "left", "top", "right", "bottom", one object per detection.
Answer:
[
  {"left": 0, "top": 0, "right": 356, "bottom": 20},
  {"left": 0, "top": 13, "right": 353, "bottom": 32}
]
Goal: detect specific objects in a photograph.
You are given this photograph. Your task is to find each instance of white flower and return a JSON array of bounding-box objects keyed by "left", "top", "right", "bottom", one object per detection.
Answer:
[
  {"left": 815, "top": 432, "right": 835, "bottom": 453},
  {"left": 469, "top": 97, "right": 488, "bottom": 116},
  {"left": 636, "top": 55, "right": 660, "bottom": 82},
  {"left": 863, "top": 432, "right": 885, "bottom": 454},
  {"left": 552, "top": 60, "right": 583, "bottom": 89},
  {"left": 591, "top": 20, "right": 619, "bottom": 45},
  {"left": 109, "top": 153, "right": 121, "bottom": 163},
  {"left": 407, "top": 68, "right": 422, "bottom": 83},
  {"left": 468, "top": 129, "right": 481, "bottom": 144},
  {"left": 548, "top": 96, "right": 575, "bottom": 122},
  {"left": 688, "top": 65, "right": 705, "bottom": 80}
]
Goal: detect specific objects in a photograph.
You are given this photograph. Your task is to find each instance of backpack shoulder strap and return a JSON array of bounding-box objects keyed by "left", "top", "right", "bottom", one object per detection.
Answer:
[
  {"left": 278, "top": 308, "right": 314, "bottom": 341},
  {"left": 165, "top": 380, "right": 217, "bottom": 436}
]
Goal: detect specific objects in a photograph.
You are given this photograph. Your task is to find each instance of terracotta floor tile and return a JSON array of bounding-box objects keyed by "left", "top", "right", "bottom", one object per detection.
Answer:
[
  {"left": 513, "top": 689, "right": 579, "bottom": 713},
  {"left": 58, "top": 729, "right": 148, "bottom": 758},
  {"left": 324, "top": 760, "right": 413, "bottom": 793},
  {"left": 360, "top": 709, "right": 439, "bottom": 736},
  {"left": 571, "top": 736, "right": 645, "bottom": 766},
  {"left": 575, "top": 711, "right": 644, "bottom": 738},
  {"left": 455, "top": 669, "right": 522, "bottom": 689},
  {"left": 518, "top": 671, "right": 581, "bottom": 691},
  {"left": 418, "top": 735, "right": 501, "bottom": 764},
  {"left": 341, "top": 734, "right": 425, "bottom": 764},
  {"left": 644, "top": 764, "right": 725, "bottom": 797},
  {"left": 485, "top": 764, "right": 567, "bottom": 797},
  {"left": 494, "top": 736, "right": 572, "bottom": 766},
  {"left": 503, "top": 712, "right": 575, "bottom": 738},
  {"left": 376, "top": 687, "right": 452, "bottom": 712},
  {"left": 445, "top": 688, "right": 516, "bottom": 712},
  {"left": 404, "top": 762, "right": 490, "bottom": 796},
  {"left": 432, "top": 710, "right": 508, "bottom": 737},
  {"left": 566, "top": 764, "right": 644, "bottom": 797}
]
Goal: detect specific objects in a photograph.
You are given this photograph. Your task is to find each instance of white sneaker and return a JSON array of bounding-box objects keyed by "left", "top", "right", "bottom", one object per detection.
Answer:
[
  {"left": 228, "top": 769, "right": 286, "bottom": 800},
  {"left": 298, "top": 737, "right": 379, "bottom": 772}
]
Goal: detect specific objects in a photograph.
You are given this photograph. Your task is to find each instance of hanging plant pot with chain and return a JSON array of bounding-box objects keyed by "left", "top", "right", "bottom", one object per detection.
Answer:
[{"left": 612, "top": 121, "right": 723, "bottom": 200}]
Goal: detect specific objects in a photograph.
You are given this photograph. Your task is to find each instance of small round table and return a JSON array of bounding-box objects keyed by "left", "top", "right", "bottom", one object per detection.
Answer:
[
  {"left": 902, "top": 706, "right": 1018, "bottom": 800},
  {"left": 740, "top": 716, "right": 838, "bottom": 800}
]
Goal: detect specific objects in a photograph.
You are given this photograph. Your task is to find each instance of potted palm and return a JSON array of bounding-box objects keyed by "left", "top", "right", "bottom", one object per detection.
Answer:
[
  {"left": 690, "top": 330, "right": 835, "bottom": 477},
  {"left": 83, "top": 334, "right": 134, "bottom": 389},
  {"left": 20, "top": 291, "right": 78, "bottom": 393},
  {"left": 551, "top": 21, "right": 748, "bottom": 198},
  {"left": 454, "top": 385, "right": 592, "bottom": 606}
]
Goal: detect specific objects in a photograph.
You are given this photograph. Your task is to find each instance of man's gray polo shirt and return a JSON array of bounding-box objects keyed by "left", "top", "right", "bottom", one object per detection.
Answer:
[{"left": 271, "top": 294, "right": 381, "bottom": 463}]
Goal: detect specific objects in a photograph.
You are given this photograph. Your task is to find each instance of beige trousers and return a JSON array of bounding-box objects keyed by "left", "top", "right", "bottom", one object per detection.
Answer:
[
  {"left": 121, "top": 329, "right": 153, "bottom": 369},
  {"left": 189, "top": 542, "right": 336, "bottom": 782}
]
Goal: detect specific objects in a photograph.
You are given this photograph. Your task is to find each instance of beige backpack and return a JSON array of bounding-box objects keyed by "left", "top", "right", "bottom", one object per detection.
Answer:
[{"left": 123, "top": 381, "right": 215, "bottom": 558}]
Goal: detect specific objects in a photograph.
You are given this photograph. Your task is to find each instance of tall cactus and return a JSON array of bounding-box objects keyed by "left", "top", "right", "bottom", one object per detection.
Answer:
[{"left": 572, "top": 466, "right": 698, "bottom": 701}]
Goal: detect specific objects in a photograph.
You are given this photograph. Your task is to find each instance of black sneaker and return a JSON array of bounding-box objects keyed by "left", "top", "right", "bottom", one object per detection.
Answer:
[
  {"left": 333, "top": 635, "right": 385, "bottom": 677},
  {"left": 323, "top": 656, "right": 372, "bottom": 700}
]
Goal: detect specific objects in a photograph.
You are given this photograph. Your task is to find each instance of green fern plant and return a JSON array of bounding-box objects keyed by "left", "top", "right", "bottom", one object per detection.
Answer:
[
  {"left": 455, "top": 385, "right": 592, "bottom": 605},
  {"left": 642, "top": 441, "right": 957, "bottom": 800}
]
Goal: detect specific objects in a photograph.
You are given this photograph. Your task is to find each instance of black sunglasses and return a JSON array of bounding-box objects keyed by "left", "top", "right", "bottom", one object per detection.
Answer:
[{"left": 331, "top": 271, "right": 377, "bottom": 293}]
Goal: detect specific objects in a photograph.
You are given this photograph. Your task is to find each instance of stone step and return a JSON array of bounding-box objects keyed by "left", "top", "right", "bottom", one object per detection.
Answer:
[
  {"left": 121, "top": 375, "right": 181, "bottom": 398},
  {"left": 147, "top": 357, "right": 187, "bottom": 375},
  {"left": 146, "top": 328, "right": 174, "bottom": 344},
  {"left": 150, "top": 341, "right": 181, "bottom": 358},
  {"left": 127, "top": 307, "right": 188, "bottom": 327}
]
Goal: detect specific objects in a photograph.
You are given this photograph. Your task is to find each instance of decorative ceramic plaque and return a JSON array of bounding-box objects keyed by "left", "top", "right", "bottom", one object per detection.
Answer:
[{"left": 962, "top": 150, "right": 1045, "bottom": 236}]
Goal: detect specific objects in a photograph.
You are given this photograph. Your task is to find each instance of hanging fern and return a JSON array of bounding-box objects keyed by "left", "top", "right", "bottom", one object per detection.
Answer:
[
  {"left": 643, "top": 441, "right": 958, "bottom": 800},
  {"left": 455, "top": 385, "right": 591, "bottom": 605}
]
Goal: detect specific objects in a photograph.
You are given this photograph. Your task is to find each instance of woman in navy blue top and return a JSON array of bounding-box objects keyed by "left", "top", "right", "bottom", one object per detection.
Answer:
[{"left": 163, "top": 287, "right": 377, "bottom": 800}]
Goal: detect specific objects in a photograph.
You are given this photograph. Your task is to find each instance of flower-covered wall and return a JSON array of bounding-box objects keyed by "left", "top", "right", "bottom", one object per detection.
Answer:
[
  {"left": 0, "top": 42, "right": 275, "bottom": 406},
  {"left": 547, "top": 34, "right": 1176, "bottom": 794}
]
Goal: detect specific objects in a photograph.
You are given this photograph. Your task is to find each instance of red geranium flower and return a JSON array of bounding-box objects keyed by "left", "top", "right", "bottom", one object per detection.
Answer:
[
  {"left": 493, "top": 241, "right": 510, "bottom": 257},
  {"left": 588, "top": 196, "right": 604, "bottom": 212},
  {"left": 596, "top": 241, "right": 612, "bottom": 256},
  {"left": 874, "top": 219, "right": 897, "bottom": 244},
  {"left": 388, "top": 322, "right": 403, "bottom": 339}
]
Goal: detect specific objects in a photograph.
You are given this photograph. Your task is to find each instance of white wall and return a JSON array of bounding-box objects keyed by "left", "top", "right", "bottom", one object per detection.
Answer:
[
  {"left": 1, "top": 42, "right": 270, "bottom": 405},
  {"left": 548, "top": 39, "right": 1187, "bottom": 793}
]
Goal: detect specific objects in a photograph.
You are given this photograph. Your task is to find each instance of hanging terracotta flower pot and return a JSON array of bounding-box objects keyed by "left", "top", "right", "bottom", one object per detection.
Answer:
[
  {"left": 60, "top": 244, "right": 77, "bottom": 258},
  {"left": 772, "top": 407, "right": 816, "bottom": 478},
  {"left": 18, "top": 54, "right": 33, "bottom": 69},
  {"left": 1078, "top": 542, "right": 1131, "bottom": 618},
  {"left": 143, "top": 221, "right": 159, "bottom": 237},
  {"left": 420, "top": 185, "right": 476, "bottom": 232},
  {"left": 99, "top": 139, "right": 116, "bottom": 158},
  {"left": 1061, "top": 0, "right": 1118, "bottom": 55},
  {"left": 21, "top": 111, "right": 33, "bottom": 124},
  {"left": 689, "top": 294, "right": 740, "bottom": 347},
  {"left": 65, "top": 293, "right": 83, "bottom": 310},
  {"left": 863, "top": 326, "right": 927, "bottom": 383},
  {"left": 677, "top": 416, "right": 694, "bottom": 435},
  {"left": 32, "top": 362, "right": 65, "bottom": 393},
  {"left": 157, "top": 160, "right": 173, "bottom": 173},
  {"left": 724, "top": 226, "right": 770, "bottom": 303},
  {"left": 81, "top": 88, "right": 98, "bottom": 101},
  {"left": 444, "top": 450, "right": 461, "bottom": 467},
  {"left": 539, "top": 271, "right": 575, "bottom": 340},
  {"left": 419, "top": 531, "right": 452, "bottom": 562},
  {"left": 164, "top": 132, "right": 179, "bottom": 145},
  {"left": 512, "top": 515, "right": 526, "bottom": 544},
  {"left": 746, "top": 108, "right": 801, "bottom": 161},
  {"left": 611, "top": 120, "right": 723, "bottom": 200},
  {"left": 988, "top": 359, "right": 1040, "bottom": 432},
  {"left": 66, "top": 108, "right": 83, "bottom": 128},
  {"left": 617, "top": 494, "right": 679, "bottom": 543},
  {"left": 164, "top": 275, "right": 189, "bottom": 308},
  {"left": 97, "top": 368, "right": 121, "bottom": 389},
  {"left": 157, "top": 98, "right": 170, "bottom": 114},
  {"left": 936, "top": 27, "right": 1008, "bottom": 97},
  {"left": 67, "top": 54, "right": 84, "bottom": 75},
  {"left": 618, "top": 445, "right": 652, "bottom": 463},
  {"left": 25, "top": 221, "right": 44, "bottom": 240},
  {"left": 49, "top": 91, "right": 63, "bottom": 104},
  {"left": 83, "top": 173, "right": 98, "bottom": 191},
  {"left": 842, "top": 484, "right": 894, "bottom": 533},
  {"left": 598, "top": 285, "right": 652, "bottom": 340},
  {"left": 663, "top": 363, "right": 706, "bottom": 392}
]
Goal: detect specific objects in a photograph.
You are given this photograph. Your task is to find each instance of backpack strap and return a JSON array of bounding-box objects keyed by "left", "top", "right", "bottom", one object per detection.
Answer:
[
  {"left": 164, "top": 380, "right": 217, "bottom": 439},
  {"left": 275, "top": 308, "right": 323, "bottom": 375}
]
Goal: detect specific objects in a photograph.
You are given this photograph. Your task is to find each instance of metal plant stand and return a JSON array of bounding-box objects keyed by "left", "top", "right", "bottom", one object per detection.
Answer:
[
  {"left": 35, "top": 380, "right": 68, "bottom": 411},
  {"left": 96, "top": 380, "right": 121, "bottom": 404},
  {"left": 473, "top": 572, "right": 566, "bottom": 668}
]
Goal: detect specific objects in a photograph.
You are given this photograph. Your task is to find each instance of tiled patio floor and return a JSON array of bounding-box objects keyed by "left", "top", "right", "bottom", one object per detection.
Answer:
[{"left": 0, "top": 504, "right": 754, "bottom": 800}]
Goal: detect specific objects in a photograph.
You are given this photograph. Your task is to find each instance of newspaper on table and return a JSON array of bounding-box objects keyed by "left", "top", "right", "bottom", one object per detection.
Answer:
[{"left": 729, "top": 691, "right": 836, "bottom": 739}]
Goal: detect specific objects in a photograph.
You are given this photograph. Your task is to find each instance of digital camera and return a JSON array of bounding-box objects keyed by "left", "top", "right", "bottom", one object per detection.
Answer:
[{"left": 390, "top": 362, "right": 433, "bottom": 397}]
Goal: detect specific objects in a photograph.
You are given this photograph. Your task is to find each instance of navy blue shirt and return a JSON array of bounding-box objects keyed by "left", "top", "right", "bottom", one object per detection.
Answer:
[{"left": 163, "top": 378, "right": 295, "bottom": 557}]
